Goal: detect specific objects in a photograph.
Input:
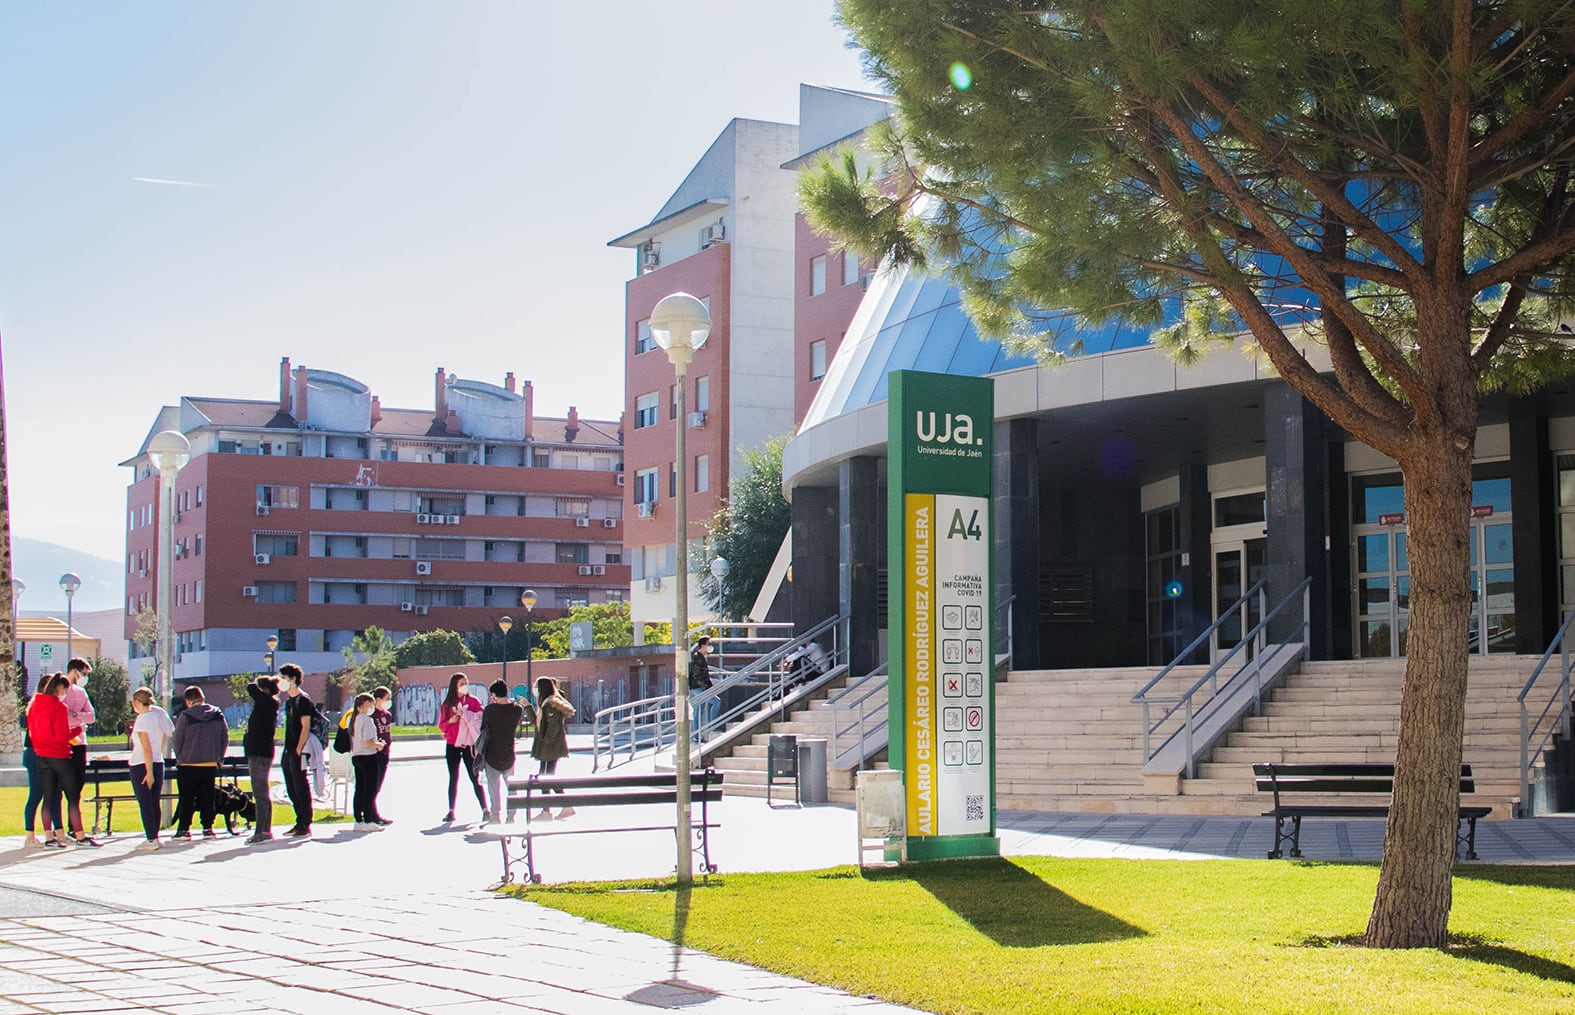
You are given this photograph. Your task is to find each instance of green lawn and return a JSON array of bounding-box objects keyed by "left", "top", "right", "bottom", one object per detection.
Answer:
[
  {"left": 513, "top": 858, "right": 1575, "bottom": 1015},
  {"left": 0, "top": 783, "right": 348, "bottom": 836}
]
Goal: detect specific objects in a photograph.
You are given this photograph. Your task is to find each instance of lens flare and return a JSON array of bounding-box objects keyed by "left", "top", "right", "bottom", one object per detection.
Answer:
[
  {"left": 1165, "top": 581, "right": 1185, "bottom": 599},
  {"left": 949, "top": 62, "right": 972, "bottom": 90}
]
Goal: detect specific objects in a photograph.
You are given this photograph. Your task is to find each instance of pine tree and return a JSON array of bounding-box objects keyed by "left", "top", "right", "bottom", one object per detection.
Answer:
[
  {"left": 696, "top": 435, "right": 792, "bottom": 621},
  {"left": 810, "top": 0, "right": 1575, "bottom": 948}
]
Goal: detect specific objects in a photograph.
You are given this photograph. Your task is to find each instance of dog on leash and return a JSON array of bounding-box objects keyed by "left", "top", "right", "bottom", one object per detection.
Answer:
[{"left": 213, "top": 782, "right": 255, "bottom": 835}]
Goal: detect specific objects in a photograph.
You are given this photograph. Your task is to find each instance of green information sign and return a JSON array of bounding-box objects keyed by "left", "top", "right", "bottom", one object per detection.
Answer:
[
  {"left": 887, "top": 370, "right": 999, "bottom": 861},
  {"left": 40, "top": 643, "right": 53, "bottom": 660}
]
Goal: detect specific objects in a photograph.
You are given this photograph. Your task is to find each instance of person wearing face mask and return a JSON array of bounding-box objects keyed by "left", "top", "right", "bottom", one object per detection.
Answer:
[
  {"left": 277, "top": 664, "right": 315, "bottom": 838},
  {"left": 62, "top": 657, "right": 96, "bottom": 843},
  {"left": 437, "top": 672, "right": 486, "bottom": 824},
  {"left": 29, "top": 674, "right": 86, "bottom": 848}
]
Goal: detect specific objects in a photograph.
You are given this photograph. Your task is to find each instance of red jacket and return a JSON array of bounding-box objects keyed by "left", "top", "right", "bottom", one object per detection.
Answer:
[{"left": 28, "top": 694, "right": 79, "bottom": 759}]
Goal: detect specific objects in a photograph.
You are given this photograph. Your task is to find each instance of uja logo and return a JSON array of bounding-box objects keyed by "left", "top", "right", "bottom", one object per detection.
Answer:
[{"left": 915, "top": 411, "right": 983, "bottom": 446}]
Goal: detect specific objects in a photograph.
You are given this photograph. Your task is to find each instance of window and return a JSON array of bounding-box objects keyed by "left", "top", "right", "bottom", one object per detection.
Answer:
[
  {"left": 605, "top": 552, "right": 622, "bottom": 565},
  {"left": 194, "top": 580, "right": 202, "bottom": 604},
  {"left": 194, "top": 535, "right": 203, "bottom": 556},
  {"left": 418, "top": 493, "right": 464, "bottom": 515},
  {"left": 256, "top": 485, "right": 300, "bottom": 509},
  {"left": 695, "top": 375, "right": 710, "bottom": 412},
  {"left": 670, "top": 384, "right": 678, "bottom": 419},
  {"left": 696, "top": 454, "right": 710, "bottom": 494},
  {"left": 195, "top": 485, "right": 203, "bottom": 506},
  {"left": 413, "top": 539, "right": 465, "bottom": 560},
  {"left": 253, "top": 533, "right": 299, "bottom": 556},
  {"left": 532, "top": 451, "right": 551, "bottom": 468},
  {"left": 844, "top": 249, "right": 859, "bottom": 286},
  {"left": 557, "top": 497, "right": 590, "bottom": 517},
  {"left": 811, "top": 255, "right": 827, "bottom": 296},
  {"left": 810, "top": 340, "right": 827, "bottom": 381},
  {"left": 636, "top": 319, "right": 655, "bottom": 355},
  {"left": 254, "top": 581, "right": 297, "bottom": 605},
  {"left": 277, "top": 630, "right": 296, "bottom": 652},
  {"left": 635, "top": 467, "right": 659, "bottom": 505},
  {"left": 635, "top": 392, "right": 659, "bottom": 429},
  {"left": 556, "top": 543, "right": 589, "bottom": 564},
  {"left": 669, "top": 465, "right": 676, "bottom": 499}
]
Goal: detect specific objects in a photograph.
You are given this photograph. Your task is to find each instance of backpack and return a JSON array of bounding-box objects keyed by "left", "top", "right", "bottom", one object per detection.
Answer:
[
  {"left": 332, "top": 709, "right": 353, "bottom": 754},
  {"left": 309, "top": 706, "right": 330, "bottom": 746}
]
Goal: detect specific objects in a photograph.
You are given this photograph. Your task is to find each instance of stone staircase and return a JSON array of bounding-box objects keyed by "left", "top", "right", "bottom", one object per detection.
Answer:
[{"left": 1181, "top": 656, "right": 1533, "bottom": 818}]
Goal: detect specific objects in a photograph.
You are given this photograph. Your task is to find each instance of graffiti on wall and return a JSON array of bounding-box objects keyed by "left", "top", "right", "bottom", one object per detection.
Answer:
[{"left": 395, "top": 682, "right": 439, "bottom": 726}]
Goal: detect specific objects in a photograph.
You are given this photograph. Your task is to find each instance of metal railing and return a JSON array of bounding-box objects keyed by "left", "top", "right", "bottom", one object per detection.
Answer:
[
  {"left": 1519, "top": 609, "right": 1575, "bottom": 816},
  {"left": 591, "top": 615, "right": 844, "bottom": 771},
  {"left": 826, "top": 662, "right": 889, "bottom": 771},
  {"left": 1132, "top": 577, "right": 1312, "bottom": 777}
]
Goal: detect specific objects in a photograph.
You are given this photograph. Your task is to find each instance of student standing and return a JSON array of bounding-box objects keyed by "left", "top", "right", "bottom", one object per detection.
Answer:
[
  {"left": 437, "top": 673, "right": 486, "bottom": 823},
  {"left": 278, "top": 664, "right": 315, "bottom": 837},
  {"left": 171, "top": 686, "right": 228, "bottom": 839},
  {"left": 21, "top": 674, "right": 62, "bottom": 848},
  {"left": 348, "top": 693, "right": 386, "bottom": 830},
  {"left": 127, "top": 688, "right": 174, "bottom": 850},
  {"left": 479, "top": 680, "right": 527, "bottom": 825},
  {"left": 29, "top": 674, "right": 85, "bottom": 848},
  {"left": 370, "top": 686, "right": 394, "bottom": 826},
  {"left": 62, "top": 658, "right": 96, "bottom": 842},
  {"left": 529, "top": 677, "right": 576, "bottom": 820},
  {"left": 243, "top": 676, "right": 279, "bottom": 843}
]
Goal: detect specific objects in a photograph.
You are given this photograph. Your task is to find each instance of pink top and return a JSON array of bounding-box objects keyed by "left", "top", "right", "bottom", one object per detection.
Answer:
[
  {"left": 64, "top": 684, "right": 95, "bottom": 742},
  {"left": 438, "top": 695, "right": 483, "bottom": 746}
]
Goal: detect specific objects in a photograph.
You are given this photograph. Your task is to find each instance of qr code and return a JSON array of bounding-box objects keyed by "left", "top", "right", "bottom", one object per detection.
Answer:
[{"left": 966, "top": 794, "right": 984, "bottom": 822}]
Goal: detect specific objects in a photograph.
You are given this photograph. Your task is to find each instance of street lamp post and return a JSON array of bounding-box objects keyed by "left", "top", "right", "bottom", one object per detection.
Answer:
[
  {"left": 520, "top": 590, "right": 537, "bottom": 692},
  {"left": 650, "top": 291, "right": 712, "bottom": 886},
  {"left": 709, "top": 557, "right": 730, "bottom": 669},
  {"left": 498, "top": 615, "right": 514, "bottom": 689},
  {"left": 266, "top": 634, "right": 279, "bottom": 676},
  {"left": 58, "top": 573, "right": 81, "bottom": 666},
  {"left": 147, "top": 430, "right": 191, "bottom": 710}
]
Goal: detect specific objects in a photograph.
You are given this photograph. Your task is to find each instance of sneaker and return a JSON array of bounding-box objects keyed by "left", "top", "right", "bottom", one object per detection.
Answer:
[
  {"left": 172, "top": 831, "right": 192, "bottom": 841},
  {"left": 555, "top": 807, "right": 576, "bottom": 820},
  {"left": 533, "top": 809, "right": 554, "bottom": 822},
  {"left": 285, "top": 826, "right": 310, "bottom": 838},
  {"left": 201, "top": 829, "right": 217, "bottom": 839},
  {"left": 245, "top": 833, "right": 272, "bottom": 845},
  {"left": 71, "top": 836, "right": 101, "bottom": 848},
  {"left": 44, "top": 838, "right": 69, "bottom": 849},
  {"left": 22, "top": 838, "right": 40, "bottom": 849},
  {"left": 134, "top": 839, "right": 162, "bottom": 851},
  {"left": 442, "top": 811, "right": 455, "bottom": 824},
  {"left": 373, "top": 818, "right": 394, "bottom": 827}
]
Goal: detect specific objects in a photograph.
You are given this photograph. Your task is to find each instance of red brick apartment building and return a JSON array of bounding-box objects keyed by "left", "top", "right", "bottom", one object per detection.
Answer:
[{"left": 123, "top": 359, "right": 626, "bottom": 680}]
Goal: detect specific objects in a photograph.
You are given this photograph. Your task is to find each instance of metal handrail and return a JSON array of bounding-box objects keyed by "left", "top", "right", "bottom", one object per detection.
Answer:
[
  {"left": 827, "top": 662, "right": 890, "bottom": 770},
  {"left": 1133, "top": 577, "right": 1312, "bottom": 777},
  {"left": 590, "top": 615, "right": 844, "bottom": 770},
  {"left": 1518, "top": 609, "right": 1575, "bottom": 816}
]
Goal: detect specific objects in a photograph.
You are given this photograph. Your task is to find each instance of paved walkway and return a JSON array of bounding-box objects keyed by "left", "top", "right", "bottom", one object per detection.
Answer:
[{"left": 4, "top": 744, "right": 1574, "bottom": 1014}]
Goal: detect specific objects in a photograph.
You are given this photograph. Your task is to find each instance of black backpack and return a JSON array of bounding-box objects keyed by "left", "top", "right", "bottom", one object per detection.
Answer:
[
  {"left": 309, "top": 705, "right": 330, "bottom": 746},
  {"left": 333, "top": 709, "right": 353, "bottom": 754}
]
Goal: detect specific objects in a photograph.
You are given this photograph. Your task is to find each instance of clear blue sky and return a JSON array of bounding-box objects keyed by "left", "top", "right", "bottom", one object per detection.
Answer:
[{"left": 0, "top": 1, "right": 871, "bottom": 565}]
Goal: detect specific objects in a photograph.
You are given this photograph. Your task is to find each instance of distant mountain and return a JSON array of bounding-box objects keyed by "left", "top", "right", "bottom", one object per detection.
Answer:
[{"left": 9, "top": 537, "right": 125, "bottom": 613}]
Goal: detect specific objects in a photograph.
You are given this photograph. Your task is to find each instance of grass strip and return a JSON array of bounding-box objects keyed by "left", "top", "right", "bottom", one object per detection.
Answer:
[{"left": 513, "top": 857, "right": 1575, "bottom": 1015}]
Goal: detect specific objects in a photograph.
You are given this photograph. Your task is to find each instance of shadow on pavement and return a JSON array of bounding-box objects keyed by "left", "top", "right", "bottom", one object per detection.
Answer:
[{"left": 885, "top": 857, "right": 1146, "bottom": 948}]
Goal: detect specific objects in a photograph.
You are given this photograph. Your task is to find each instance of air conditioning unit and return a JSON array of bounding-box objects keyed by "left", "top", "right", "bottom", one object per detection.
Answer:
[
  {"left": 400, "top": 602, "right": 414, "bottom": 612},
  {"left": 242, "top": 585, "right": 258, "bottom": 597},
  {"left": 415, "top": 561, "right": 432, "bottom": 575},
  {"left": 645, "top": 576, "right": 663, "bottom": 592},
  {"left": 603, "top": 518, "right": 617, "bottom": 528},
  {"left": 416, "top": 513, "right": 432, "bottom": 524},
  {"left": 256, "top": 505, "right": 270, "bottom": 516},
  {"left": 615, "top": 473, "right": 625, "bottom": 486},
  {"left": 637, "top": 501, "right": 655, "bottom": 518},
  {"left": 414, "top": 605, "right": 429, "bottom": 616},
  {"left": 431, "top": 515, "right": 447, "bottom": 525},
  {"left": 574, "top": 516, "right": 590, "bottom": 527},
  {"left": 701, "top": 221, "right": 725, "bottom": 247},
  {"left": 138, "top": 568, "right": 148, "bottom": 579},
  {"left": 254, "top": 554, "right": 271, "bottom": 565},
  {"left": 592, "top": 565, "right": 607, "bottom": 576},
  {"left": 641, "top": 240, "right": 660, "bottom": 270},
  {"left": 577, "top": 565, "right": 593, "bottom": 575},
  {"left": 446, "top": 514, "right": 460, "bottom": 524},
  {"left": 688, "top": 410, "right": 707, "bottom": 428}
]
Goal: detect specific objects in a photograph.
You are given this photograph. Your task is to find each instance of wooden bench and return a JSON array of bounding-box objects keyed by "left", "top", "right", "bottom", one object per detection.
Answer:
[
  {"left": 1253, "top": 762, "right": 1492, "bottom": 861},
  {"left": 497, "top": 769, "right": 724, "bottom": 885},
  {"left": 86, "top": 756, "right": 250, "bottom": 836}
]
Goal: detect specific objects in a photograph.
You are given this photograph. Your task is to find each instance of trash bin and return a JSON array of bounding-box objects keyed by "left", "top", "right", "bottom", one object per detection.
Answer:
[
  {"left": 767, "top": 734, "right": 799, "bottom": 806},
  {"left": 797, "top": 737, "right": 828, "bottom": 804}
]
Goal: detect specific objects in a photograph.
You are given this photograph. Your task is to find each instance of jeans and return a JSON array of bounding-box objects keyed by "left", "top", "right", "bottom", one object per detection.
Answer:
[
  {"left": 247, "top": 753, "right": 274, "bottom": 836},
  {"left": 445, "top": 744, "right": 486, "bottom": 815},
  {"left": 22, "top": 747, "right": 61, "bottom": 833},
  {"left": 482, "top": 763, "right": 513, "bottom": 821},
  {"left": 130, "top": 762, "right": 163, "bottom": 841},
  {"left": 351, "top": 754, "right": 382, "bottom": 824},
  {"left": 175, "top": 765, "right": 217, "bottom": 833},
  {"left": 37, "top": 755, "right": 80, "bottom": 836},
  {"left": 281, "top": 751, "right": 312, "bottom": 830}
]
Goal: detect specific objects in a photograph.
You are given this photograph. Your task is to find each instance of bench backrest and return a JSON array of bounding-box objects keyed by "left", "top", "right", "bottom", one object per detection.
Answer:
[
  {"left": 506, "top": 768, "right": 725, "bottom": 805},
  {"left": 85, "top": 756, "right": 250, "bottom": 787},
  {"left": 1252, "top": 762, "right": 1476, "bottom": 800}
]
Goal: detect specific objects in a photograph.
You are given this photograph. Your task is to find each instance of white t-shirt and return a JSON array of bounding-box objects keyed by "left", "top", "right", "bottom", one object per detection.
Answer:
[{"left": 128, "top": 708, "right": 174, "bottom": 767}]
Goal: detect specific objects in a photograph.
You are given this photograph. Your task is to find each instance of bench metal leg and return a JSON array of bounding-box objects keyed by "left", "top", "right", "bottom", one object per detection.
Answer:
[
  {"left": 1457, "top": 816, "right": 1480, "bottom": 861},
  {"left": 1268, "top": 814, "right": 1303, "bottom": 859}
]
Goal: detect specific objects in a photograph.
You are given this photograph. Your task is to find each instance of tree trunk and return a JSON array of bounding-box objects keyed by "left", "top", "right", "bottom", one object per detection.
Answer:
[
  {"left": 0, "top": 343, "right": 18, "bottom": 757},
  {"left": 1365, "top": 423, "right": 1476, "bottom": 947}
]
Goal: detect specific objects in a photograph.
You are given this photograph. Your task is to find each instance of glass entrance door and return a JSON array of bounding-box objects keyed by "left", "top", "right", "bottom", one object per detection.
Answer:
[
  {"left": 1213, "top": 537, "right": 1268, "bottom": 661},
  {"left": 1351, "top": 474, "right": 1513, "bottom": 657}
]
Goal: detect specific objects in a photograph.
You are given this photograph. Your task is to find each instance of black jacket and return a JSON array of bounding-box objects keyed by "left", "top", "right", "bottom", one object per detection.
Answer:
[
  {"left": 244, "top": 682, "right": 279, "bottom": 757},
  {"left": 173, "top": 703, "right": 229, "bottom": 765},
  {"left": 687, "top": 649, "right": 712, "bottom": 691}
]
